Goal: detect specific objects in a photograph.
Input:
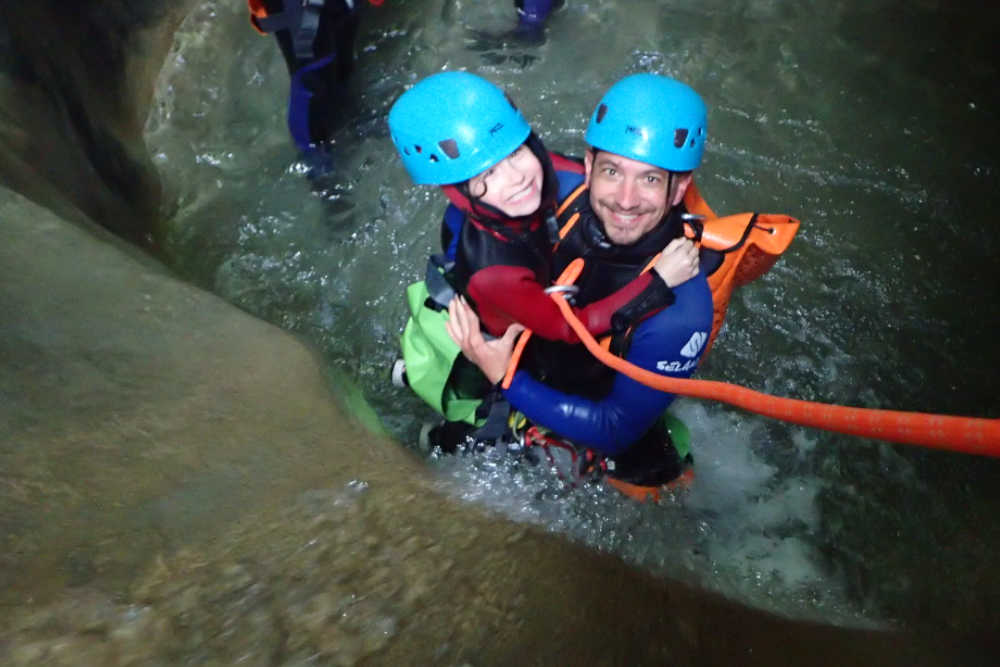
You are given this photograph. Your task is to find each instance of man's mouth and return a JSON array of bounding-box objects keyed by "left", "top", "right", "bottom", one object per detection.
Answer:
[{"left": 602, "top": 204, "right": 652, "bottom": 226}]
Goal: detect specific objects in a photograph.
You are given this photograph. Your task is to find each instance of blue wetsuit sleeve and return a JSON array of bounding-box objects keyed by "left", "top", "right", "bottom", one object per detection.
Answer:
[{"left": 504, "top": 272, "right": 714, "bottom": 455}]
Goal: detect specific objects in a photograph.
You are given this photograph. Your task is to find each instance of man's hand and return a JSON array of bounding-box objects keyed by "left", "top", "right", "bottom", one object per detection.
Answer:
[
  {"left": 653, "top": 237, "right": 700, "bottom": 288},
  {"left": 445, "top": 296, "right": 525, "bottom": 385}
]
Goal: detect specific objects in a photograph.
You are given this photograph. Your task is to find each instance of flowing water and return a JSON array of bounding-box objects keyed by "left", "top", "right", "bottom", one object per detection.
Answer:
[{"left": 145, "top": 0, "right": 1000, "bottom": 637}]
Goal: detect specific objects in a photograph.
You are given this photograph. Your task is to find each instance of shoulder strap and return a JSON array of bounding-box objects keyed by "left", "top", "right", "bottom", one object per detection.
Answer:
[
  {"left": 423, "top": 254, "right": 456, "bottom": 311},
  {"left": 248, "top": 0, "right": 326, "bottom": 60}
]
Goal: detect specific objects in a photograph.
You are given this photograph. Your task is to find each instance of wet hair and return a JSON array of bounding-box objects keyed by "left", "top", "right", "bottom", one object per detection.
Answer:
[
  {"left": 460, "top": 180, "right": 489, "bottom": 219},
  {"left": 457, "top": 165, "right": 495, "bottom": 220}
]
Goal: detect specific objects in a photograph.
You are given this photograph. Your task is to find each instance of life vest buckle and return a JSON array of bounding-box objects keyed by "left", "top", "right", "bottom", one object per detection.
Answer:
[{"left": 543, "top": 284, "right": 579, "bottom": 297}]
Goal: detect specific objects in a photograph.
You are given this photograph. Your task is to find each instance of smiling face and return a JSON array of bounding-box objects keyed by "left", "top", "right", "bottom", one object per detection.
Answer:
[
  {"left": 467, "top": 143, "right": 544, "bottom": 217},
  {"left": 585, "top": 150, "right": 691, "bottom": 245}
]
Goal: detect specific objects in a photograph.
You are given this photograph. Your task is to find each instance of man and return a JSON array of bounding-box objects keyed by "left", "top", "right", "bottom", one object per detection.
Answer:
[{"left": 446, "top": 74, "right": 715, "bottom": 491}]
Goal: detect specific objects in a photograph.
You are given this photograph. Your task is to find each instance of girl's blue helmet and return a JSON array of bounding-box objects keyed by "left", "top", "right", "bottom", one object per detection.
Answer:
[
  {"left": 584, "top": 74, "right": 707, "bottom": 172},
  {"left": 388, "top": 72, "right": 532, "bottom": 185}
]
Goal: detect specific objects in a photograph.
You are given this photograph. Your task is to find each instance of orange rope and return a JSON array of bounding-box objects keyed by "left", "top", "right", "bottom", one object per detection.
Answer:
[{"left": 540, "top": 261, "right": 1000, "bottom": 457}]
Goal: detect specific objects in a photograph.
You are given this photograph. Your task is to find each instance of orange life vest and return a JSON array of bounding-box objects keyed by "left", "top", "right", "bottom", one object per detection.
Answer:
[{"left": 553, "top": 180, "right": 800, "bottom": 359}]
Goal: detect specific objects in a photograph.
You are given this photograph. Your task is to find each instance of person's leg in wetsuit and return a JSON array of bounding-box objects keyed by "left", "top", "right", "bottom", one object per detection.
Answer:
[
  {"left": 251, "top": 1, "right": 360, "bottom": 176},
  {"left": 513, "top": 0, "right": 563, "bottom": 42},
  {"left": 515, "top": 0, "right": 560, "bottom": 26}
]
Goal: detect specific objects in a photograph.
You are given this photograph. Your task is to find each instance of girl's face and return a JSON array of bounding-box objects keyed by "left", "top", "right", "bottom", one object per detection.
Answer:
[{"left": 467, "top": 144, "right": 543, "bottom": 217}]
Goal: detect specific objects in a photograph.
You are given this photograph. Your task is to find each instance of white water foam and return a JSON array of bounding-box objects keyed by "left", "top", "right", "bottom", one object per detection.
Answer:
[{"left": 428, "top": 398, "right": 882, "bottom": 628}]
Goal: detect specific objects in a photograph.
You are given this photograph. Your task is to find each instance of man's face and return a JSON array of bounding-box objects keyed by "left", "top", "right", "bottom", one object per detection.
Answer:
[{"left": 585, "top": 150, "right": 690, "bottom": 245}]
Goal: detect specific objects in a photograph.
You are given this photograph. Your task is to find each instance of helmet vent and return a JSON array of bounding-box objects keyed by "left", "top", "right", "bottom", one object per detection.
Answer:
[
  {"left": 438, "top": 139, "right": 460, "bottom": 159},
  {"left": 429, "top": 154, "right": 439, "bottom": 162},
  {"left": 674, "top": 128, "right": 689, "bottom": 148},
  {"left": 596, "top": 103, "right": 608, "bottom": 123}
]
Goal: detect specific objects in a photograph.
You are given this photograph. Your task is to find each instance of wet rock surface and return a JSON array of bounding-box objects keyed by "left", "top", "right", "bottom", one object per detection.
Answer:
[{"left": 6, "top": 470, "right": 980, "bottom": 667}]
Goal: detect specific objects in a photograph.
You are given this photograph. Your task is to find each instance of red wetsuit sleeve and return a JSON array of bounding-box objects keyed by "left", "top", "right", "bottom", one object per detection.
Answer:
[{"left": 467, "top": 264, "right": 655, "bottom": 341}]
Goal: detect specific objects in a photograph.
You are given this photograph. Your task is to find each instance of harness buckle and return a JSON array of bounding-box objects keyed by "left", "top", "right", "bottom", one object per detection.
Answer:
[{"left": 543, "top": 284, "right": 579, "bottom": 297}]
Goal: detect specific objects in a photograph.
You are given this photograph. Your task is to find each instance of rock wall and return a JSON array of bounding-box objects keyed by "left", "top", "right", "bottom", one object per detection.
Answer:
[{"left": 0, "top": 1, "right": 188, "bottom": 247}]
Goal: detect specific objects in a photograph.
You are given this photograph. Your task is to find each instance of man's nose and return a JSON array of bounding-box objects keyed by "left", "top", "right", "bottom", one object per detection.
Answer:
[{"left": 615, "top": 178, "right": 639, "bottom": 209}]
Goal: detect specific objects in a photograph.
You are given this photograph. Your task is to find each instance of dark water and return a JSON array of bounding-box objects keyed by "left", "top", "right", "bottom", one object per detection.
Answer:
[{"left": 146, "top": 0, "right": 1000, "bottom": 636}]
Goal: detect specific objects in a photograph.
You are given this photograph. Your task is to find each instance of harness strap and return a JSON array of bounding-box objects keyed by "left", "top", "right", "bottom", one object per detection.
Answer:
[
  {"left": 544, "top": 212, "right": 561, "bottom": 247},
  {"left": 610, "top": 272, "right": 674, "bottom": 334},
  {"left": 555, "top": 182, "right": 587, "bottom": 217},
  {"left": 470, "top": 390, "right": 512, "bottom": 442},
  {"left": 247, "top": 0, "right": 336, "bottom": 60},
  {"left": 523, "top": 426, "right": 606, "bottom": 485},
  {"left": 294, "top": 0, "right": 326, "bottom": 60},
  {"left": 501, "top": 258, "right": 585, "bottom": 389},
  {"left": 423, "top": 254, "right": 456, "bottom": 311}
]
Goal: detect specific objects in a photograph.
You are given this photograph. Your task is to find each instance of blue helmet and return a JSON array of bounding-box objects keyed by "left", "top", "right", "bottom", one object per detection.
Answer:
[
  {"left": 584, "top": 74, "right": 707, "bottom": 172},
  {"left": 388, "top": 71, "right": 532, "bottom": 185}
]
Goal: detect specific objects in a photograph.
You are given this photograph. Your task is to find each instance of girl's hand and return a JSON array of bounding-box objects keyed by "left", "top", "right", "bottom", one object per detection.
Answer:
[{"left": 445, "top": 296, "right": 525, "bottom": 384}]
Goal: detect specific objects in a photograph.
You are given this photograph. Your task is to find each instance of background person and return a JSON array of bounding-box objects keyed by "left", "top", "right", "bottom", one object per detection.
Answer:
[{"left": 247, "top": 0, "right": 367, "bottom": 175}]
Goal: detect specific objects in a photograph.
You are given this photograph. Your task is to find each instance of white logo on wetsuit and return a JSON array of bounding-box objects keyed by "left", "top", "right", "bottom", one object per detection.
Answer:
[
  {"left": 655, "top": 331, "right": 708, "bottom": 372},
  {"left": 680, "top": 331, "right": 709, "bottom": 358},
  {"left": 656, "top": 359, "right": 698, "bottom": 373}
]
